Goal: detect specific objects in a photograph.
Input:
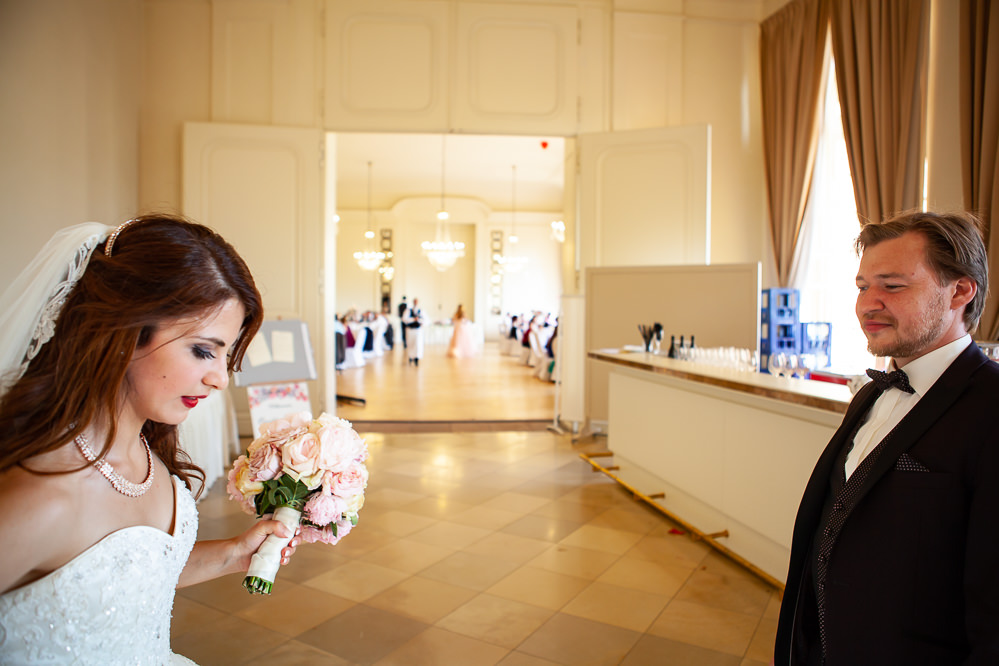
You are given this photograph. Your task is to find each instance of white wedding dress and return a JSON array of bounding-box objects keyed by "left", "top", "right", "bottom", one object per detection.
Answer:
[{"left": 0, "top": 476, "right": 199, "bottom": 665}]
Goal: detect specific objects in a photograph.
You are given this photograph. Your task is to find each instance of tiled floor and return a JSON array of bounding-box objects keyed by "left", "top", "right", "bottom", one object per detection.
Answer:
[{"left": 172, "top": 342, "right": 779, "bottom": 664}]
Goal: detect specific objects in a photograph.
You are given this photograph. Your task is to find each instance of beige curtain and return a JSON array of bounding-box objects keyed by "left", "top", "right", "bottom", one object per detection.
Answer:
[
  {"left": 829, "top": 0, "right": 928, "bottom": 225},
  {"left": 760, "top": 0, "right": 829, "bottom": 287},
  {"left": 960, "top": 0, "right": 999, "bottom": 339}
]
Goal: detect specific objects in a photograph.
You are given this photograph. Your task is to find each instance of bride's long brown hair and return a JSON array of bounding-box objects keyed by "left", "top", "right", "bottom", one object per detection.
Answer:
[{"left": 0, "top": 214, "right": 263, "bottom": 492}]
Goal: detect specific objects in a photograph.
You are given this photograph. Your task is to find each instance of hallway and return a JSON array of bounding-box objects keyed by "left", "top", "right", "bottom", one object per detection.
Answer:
[{"left": 172, "top": 342, "right": 779, "bottom": 664}]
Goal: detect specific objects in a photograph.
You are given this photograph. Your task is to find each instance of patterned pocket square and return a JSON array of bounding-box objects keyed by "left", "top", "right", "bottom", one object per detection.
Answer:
[{"left": 895, "top": 453, "right": 930, "bottom": 472}]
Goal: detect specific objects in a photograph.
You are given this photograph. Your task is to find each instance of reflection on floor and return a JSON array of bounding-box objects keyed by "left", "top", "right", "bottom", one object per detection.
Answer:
[{"left": 174, "top": 430, "right": 778, "bottom": 665}]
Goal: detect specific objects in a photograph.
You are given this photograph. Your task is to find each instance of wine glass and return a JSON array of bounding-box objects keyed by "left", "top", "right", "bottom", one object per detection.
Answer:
[{"left": 768, "top": 352, "right": 786, "bottom": 377}]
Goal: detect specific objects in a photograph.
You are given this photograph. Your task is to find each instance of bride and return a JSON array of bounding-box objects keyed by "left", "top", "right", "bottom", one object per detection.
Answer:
[{"left": 0, "top": 216, "right": 299, "bottom": 664}]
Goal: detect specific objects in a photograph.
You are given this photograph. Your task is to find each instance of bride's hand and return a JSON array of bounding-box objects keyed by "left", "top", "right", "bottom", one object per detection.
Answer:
[{"left": 234, "top": 519, "right": 302, "bottom": 569}]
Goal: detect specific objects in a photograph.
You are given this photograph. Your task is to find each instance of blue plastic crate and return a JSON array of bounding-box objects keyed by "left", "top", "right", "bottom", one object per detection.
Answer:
[
  {"left": 760, "top": 288, "right": 800, "bottom": 371},
  {"left": 799, "top": 321, "right": 832, "bottom": 368}
]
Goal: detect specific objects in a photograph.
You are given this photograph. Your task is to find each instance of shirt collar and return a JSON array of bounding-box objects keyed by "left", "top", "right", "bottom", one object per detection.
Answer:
[{"left": 891, "top": 334, "right": 972, "bottom": 396}]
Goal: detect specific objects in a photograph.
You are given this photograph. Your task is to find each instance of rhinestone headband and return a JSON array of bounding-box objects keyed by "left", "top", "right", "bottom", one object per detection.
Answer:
[{"left": 104, "top": 218, "right": 138, "bottom": 257}]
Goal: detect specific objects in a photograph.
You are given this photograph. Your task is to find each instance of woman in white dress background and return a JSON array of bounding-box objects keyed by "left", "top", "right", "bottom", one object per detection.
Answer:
[
  {"left": 446, "top": 304, "right": 478, "bottom": 359},
  {"left": 0, "top": 215, "right": 299, "bottom": 664}
]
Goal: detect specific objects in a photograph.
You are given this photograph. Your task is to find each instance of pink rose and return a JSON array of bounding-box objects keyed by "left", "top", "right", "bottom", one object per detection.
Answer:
[
  {"left": 299, "top": 523, "right": 341, "bottom": 545},
  {"left": 328, "top": 462, "right": 369, "bottom": 499},
  {"left": 282, "top": 432, "right": 322, "bottom": 479},
  {"left": 304, "top": 492, "right": 346, "bottom": 527},
  {"left": 225, "top": 455, "right": 259, "bottom": 515},
  {"left": 316, "top": 424, "right": 367, "bottom": 473},
  {"left": 248, "top": 442, "right": 282, "bottom": 481}
]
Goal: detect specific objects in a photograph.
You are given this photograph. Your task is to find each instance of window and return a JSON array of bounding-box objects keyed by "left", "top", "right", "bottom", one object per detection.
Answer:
[{"left": 793, "top": 55, "right": 875, "bottom": 374}]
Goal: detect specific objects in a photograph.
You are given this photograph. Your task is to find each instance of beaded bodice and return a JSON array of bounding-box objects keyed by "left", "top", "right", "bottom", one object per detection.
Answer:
[{"left": 0, "top": 476, "right": 198, "bottom": 665}]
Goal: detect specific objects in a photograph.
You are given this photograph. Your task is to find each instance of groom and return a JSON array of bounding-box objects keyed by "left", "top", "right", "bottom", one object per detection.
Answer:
[{"left": 775, "top": 210, "right": 999, "bottom": 665}]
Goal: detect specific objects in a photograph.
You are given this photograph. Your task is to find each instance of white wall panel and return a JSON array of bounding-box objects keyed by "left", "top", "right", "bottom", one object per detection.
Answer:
[
  {"left": 612, "top": 12, "right": 683, "bottom": 130},
  {"left": 211, "top": 0, "right": 319, "bottom": 127},
  {"left": 325, "top": 0, "right": 449, "bottom": 131},
  {"left": 579, "top": 125, "right": 710, "bottom": 269},
  {"left": 453, "top": 3, "right": 578, "bottom": 134}
]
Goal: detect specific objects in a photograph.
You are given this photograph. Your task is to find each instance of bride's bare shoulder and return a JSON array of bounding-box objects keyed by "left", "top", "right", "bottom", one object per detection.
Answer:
[
  {"left": 0, "top": 452, "right": 90, "bottom": 594},
  {"left": 0, "top": 451, "right": 86, "bottom": 529}
]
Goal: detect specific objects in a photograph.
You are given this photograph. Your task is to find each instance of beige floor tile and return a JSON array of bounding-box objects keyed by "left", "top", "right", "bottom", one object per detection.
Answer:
[
  {"left": 276, "top": 542, "right": 350, "bottom": 584},
  {"left": 482, "top": 490, "right": 556, "bottom": 514},
  {"left": 171, "top": 596, "right": 226, "bottom": 637},
  {"left": 302, "top": 560, "right": 409, "bottom": 602},
  {"left": 530, "top": 497, "right": 610, "bottom": 522},
  {"left": 585, "top": 504, "right": 666, "bottom": 534},
  {"left": 403, "top": 494, "right": 475, "bottom": 519},
  {"left": 175, "top": 572, "right": 274, "bottom": 615},
  {"left": 171, "top": 614, "right": 287, "bottom": 665},
  {"left": 363, "top": 536, "right": 454, "bottom": 574},
  {"left": 326, "top": 524, "right": 399, "bottom": 558},
  {"left": 375, "top": 626, "right": 510, "bottom": 666},
  {"left": 420, "top": 549, "right": 523, "bottom": 591},
  {"left": 674, "top": 553, "right": 772, "bottom": 616},
  {"left": 366, "top": 575, "right": 477, "bottom": 623},
  {"left": 437, "top": 593, "right": 554, "bottom": 649},
  {"left": 517, "top": 613, "right": 642, "bottom": 665},
  {"left": 368, "top": 508, "right": 440, "bottom": 537},
  {"left": 497, "top": 652, "right": 563, "bottom": 666},
  {"left": 407, "top": 519, "right": 493, "bottom": 550},
  {"left": 620, "top": 635, "right": 743, "bottom": 666},
  {"left": 527, "top": 544, "right": 619, "bottom": 580},
  {"left": 501, "top": 513, "right": 585, "bottom": 543},
  {"left": 243, "top": 640, "right": 352, "bottom": 665},
  {"left": 648, "top": 599, "right": 759, "bottom": 657},
  {"left": 486, "top": 566, "right": 590, "bottom": 610},
  {"left": 234, "top": 583, "right": 354, "bottom": 636},
  {"left": 561, "top": 581, "right": 670, "bottom": 632},
  {"left": 463, "top": 531, "right": 552, "bottom": 565},
  {"left": 448, "top": 504, "right": 523, "bottom": 530},
  {"left": 296, "top": 604, "right": 428, "bottom": 663},
  {"left": 745, "top": 614, "right": 778, "bottom": 663},
  {"left": 559, "top": 523, "right": 644, "bottom": 555},
  {"left": 625, "top": 532, "right": 712, "bottom": 569},
  {"left": 596, "top": 555, "right": 693, "bottom": 597}
]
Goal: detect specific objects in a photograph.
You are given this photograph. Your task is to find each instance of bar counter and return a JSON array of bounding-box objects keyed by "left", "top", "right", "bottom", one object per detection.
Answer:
[{"left": 587, "top": 349, "right": 855, "bottom": 588}]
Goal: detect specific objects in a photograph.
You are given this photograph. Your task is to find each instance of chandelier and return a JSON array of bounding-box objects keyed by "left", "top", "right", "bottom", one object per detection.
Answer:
[
  {"left": 422, "top": 135, "right": 465, "bottom": 272},
  {"left": 354, "top": 161, "right": 386, "bottom": 271},
  {"left": 493, "top": 164, "right": 527, "bottom": 272}
]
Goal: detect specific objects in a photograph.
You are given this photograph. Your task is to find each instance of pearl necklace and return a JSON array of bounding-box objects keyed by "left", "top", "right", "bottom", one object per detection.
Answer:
[{"left": 75, "top": 433, "right": 155, "bottom": 498}]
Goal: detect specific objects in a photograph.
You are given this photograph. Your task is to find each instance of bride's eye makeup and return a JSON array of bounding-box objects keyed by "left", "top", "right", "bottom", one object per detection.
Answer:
[{"left": 192, "top": 345, "right": 215, "bottom": 360}]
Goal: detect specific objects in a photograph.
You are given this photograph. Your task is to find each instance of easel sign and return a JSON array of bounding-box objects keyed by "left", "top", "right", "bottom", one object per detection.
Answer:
[
  {"left": 246, "top": 383, "right": 311, "bottom": 438},
  {"left": 235, "top": 320, "right": 318, "bottom": 437}
]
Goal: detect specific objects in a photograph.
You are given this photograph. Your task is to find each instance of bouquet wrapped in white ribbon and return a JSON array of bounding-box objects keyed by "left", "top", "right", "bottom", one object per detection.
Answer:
[{"left": 226, "top": 412, "right": 368, "bottom": 594}]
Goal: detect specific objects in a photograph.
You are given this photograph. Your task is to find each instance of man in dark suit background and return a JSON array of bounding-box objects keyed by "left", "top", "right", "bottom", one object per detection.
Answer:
[
  {"left": 398, "top": 295, "right": 408, "bottom": 349},
  {"left": 775, "top": 210, "right": 999, "bottom": 665}
]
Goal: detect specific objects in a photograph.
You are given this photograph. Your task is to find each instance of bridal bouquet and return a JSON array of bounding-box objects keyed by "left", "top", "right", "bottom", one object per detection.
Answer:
[{"left": 227, "top": 411, "right": 369, "bottom": 594}]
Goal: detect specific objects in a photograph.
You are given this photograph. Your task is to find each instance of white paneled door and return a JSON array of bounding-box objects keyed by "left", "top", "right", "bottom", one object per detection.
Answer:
[{"left": 183, "top": 122, "right": 327, "bottom": 433}]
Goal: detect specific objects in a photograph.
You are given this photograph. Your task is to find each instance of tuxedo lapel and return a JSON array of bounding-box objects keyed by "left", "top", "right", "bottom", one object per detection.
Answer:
[{"left": 841, "top": 344, "right": 987, "bottom": 512}]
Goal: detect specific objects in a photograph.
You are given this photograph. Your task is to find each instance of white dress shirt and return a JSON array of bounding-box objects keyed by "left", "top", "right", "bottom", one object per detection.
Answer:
[{"left": 844, "top": 334, "right": 972, "bottom": 480}]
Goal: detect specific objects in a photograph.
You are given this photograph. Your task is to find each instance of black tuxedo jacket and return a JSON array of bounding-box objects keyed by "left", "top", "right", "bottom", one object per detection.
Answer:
[{"left": 775, "top": 343, "right": 999, "bottom": 665}]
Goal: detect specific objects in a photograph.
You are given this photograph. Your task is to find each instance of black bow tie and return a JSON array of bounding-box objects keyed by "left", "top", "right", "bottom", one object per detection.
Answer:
[{"left": 866, "top": 368, "right": 915, "bottom": 394}]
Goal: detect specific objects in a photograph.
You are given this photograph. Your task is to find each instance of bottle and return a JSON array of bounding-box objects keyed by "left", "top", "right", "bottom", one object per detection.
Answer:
[
  {"left": 689, "top": 335, "right": 696, "bottom": 349},
  {"left": 668, "top": 335, "right": 677, "bottom": 359},
  {"left": 679, "top": 336, "right": 686, "bottom": 360}
]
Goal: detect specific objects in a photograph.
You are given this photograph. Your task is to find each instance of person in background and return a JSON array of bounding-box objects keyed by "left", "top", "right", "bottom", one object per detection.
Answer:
[
  {"left": 402, "top": 297, "right": 425, "bottom": 366},
  {"left": 775, "top": 210, "right": 999, "bottom": 665},
  {"left": 397, "top": 296, "right": 408, "bottom": 350},
  {"left": 446, "top": 304, "right": 477, "bottom": 358},
  {"left": 0, "top": 215, "right": 299, "bottom": 663}
]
